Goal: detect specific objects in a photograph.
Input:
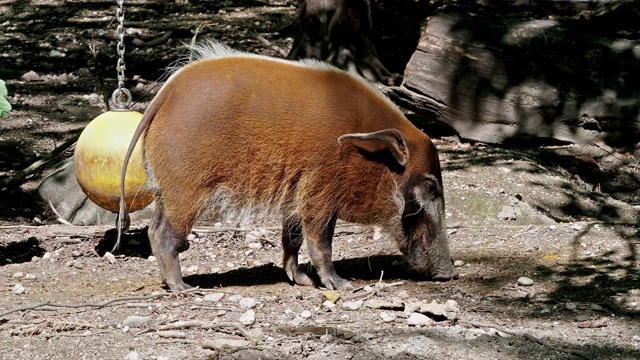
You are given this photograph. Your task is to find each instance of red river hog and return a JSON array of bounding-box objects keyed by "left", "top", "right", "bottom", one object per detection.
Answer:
[{"left": 116, "top": 40, "right": 455, "bottom": 291}]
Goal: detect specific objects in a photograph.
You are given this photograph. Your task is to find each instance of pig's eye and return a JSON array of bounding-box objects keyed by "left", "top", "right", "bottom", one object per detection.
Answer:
[{"left": 422, "top": 174, "right": 441, "bottom": 200}]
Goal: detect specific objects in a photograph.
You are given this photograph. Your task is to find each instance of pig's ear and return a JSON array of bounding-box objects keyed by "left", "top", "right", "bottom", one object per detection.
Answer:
[{"left": 338, "top": 129, "right": 408, "bottom": 168}]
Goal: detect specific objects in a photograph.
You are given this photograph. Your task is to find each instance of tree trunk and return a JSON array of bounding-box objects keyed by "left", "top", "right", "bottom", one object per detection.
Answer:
[
  {"left": 288, "top": 0, "right": 399, "bottom": 85},
  {"left": 391, "top": 4, "right": 640, "bottom": 145}
]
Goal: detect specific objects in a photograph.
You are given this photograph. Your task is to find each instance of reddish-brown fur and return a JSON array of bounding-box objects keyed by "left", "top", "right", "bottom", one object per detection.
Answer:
[{"left": 116, "top": 42, "right": 455, "bottom": 291}]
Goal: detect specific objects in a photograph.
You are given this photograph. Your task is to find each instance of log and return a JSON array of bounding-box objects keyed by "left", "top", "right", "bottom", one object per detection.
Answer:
[{"left": 391, "top": 6, "right": 640, "bottom": 145}]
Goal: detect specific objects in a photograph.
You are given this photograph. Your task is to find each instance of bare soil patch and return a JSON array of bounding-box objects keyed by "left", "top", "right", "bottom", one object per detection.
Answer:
[{"left": 1, "top": 1, "right": 639, "bottom": 359}]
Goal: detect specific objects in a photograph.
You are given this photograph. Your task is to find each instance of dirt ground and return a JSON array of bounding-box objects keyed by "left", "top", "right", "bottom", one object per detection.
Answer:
[{"left": 1, "top": 1, "right": 639, "bottom": 359}]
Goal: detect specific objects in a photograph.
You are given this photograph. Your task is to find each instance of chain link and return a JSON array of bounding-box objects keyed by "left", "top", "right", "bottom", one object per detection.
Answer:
[{"left": 112, "top": 0, "right": 132, "bottom": 110}]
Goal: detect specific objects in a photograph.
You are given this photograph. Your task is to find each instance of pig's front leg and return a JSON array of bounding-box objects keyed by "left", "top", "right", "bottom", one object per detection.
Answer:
[{"left": 303, "top": 215, "right": 354, "bottom": 291}]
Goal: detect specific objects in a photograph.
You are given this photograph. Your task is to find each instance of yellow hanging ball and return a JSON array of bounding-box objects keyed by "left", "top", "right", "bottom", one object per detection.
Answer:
[{"left": 74, "top": 110, "right": 154, "bottom": 213}]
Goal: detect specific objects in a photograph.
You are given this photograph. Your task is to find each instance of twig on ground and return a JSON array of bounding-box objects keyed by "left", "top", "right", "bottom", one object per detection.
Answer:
[
  {"left": 58, "top": 330, "right": 111, "bottom": 337},
  {"left": 193, "top": 226, "right": 279, "bottom": 233},
  {"left": 158, "top": 320, "right": 251, "bottom": 339},
  {"left": 189, "top": 306, "right": 236, "bottom": 312},
  {"left": 605, "top": 299, "right": 640, "bottom": 317},
  {"left": 0, "top": 225, "right": 43, "bottom": 229},
  {"left": 0, "top": 288, "right": 202, "bottom": 318},
  {"left": 0, "top": 133, "right": 80, "bottom": 190},
  {"left": 254, "top": 33, "right": 288, "bottom": 57},
  {"left": 132, "top": 31, "right": 174, "bottom": 48},
  {"left": 48, "top": 200, "right": 74, "bottom": 226},
  {"left": 157, "top": 339, "right": 197, "bottom": 345},
  {"left": 461, "top": 320, "right": 590, "bottom": 359},
  {"left": 156, "top": 330, "right": 187, "bottom": 338}
]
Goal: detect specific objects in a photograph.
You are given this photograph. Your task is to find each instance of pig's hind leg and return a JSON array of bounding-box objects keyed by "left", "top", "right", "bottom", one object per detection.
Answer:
[
  {"left": 282, "top": 215, "right": 314, "bottom": 287},
  {"left": 148, "top": 201, "right": 192, "bottom": 292},
  {"left": 303, "top": 214, "right": 355, "bottom": 291}
]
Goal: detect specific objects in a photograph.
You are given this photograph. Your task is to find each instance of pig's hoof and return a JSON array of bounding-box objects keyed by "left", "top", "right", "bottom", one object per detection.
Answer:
[
  {"left": 321, "top": 275, "right": 354, "bottom": 291},
  {"left": 287, "top": 267, "right": 314, "bottom": 287},
  {"left": 166, "top": 280, "right": 193, "bottom": 292}
]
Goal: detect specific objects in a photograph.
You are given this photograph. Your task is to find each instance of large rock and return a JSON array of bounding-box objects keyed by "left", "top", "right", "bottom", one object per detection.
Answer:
[
  {"left": 392, "top": 7, "right": 640, "bottom": 145},
  {"left": 37, "top": 157, "right": 153, "bottom": 225}
]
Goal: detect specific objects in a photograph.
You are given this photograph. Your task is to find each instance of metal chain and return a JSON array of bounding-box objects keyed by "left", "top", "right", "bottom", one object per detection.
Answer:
[{"left": 112, "top": 0, "right": 132, "bottom": 110}]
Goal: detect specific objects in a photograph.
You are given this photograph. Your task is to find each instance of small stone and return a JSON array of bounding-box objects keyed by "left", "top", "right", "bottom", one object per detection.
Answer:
[
  {"left": 445, "top": 300, "right": 460, "bottom": 313},
  {"left": 148, "top": 256, "right": 157, "bottom": 263},
  {"left": 244, "top": 232, "right": 259, "bottom": 243},
  {"left": 123, "top": 315, "right": 151, "bottom": 328},
  {"left": 391, "top": 259, "right": 404, "bottom": 267},
  {"left": 122, "top": 325, "right": 130, "bottom": 333},
  {"left": 407, "top": 313, "right": 432, "bottom": 326},
  {"left": 572, "top": 223, "right": 584, "bottom": 231},
  {"left": 187, "top": 233, "right": 197, "bottom": 241},
  {"left": 239, "top": 310, "right": 256, "bottom": 325},
  {"left": 25, "top": 274, "right": 36, "bottom": 280},
  {"left": 324, "top": 290, "right": 341, "bottom": 303},
  {"left": 404, "top": 301, "right": 422, "bottom": 314},
  {"left": 246, "top": 328, "right": 264, "bottom": 342},
  {"left": 373, "top": 227, "right": 383, "bottom": 240},
  {"left": 525, "top": 291, "right": 536, "bottom": 300},
  {"left": 127, "top": 239, "right": 140, "bottom": 247},
  {"left": 364, "top": 298, "right": 403, "bottom": 310},
  {"left": 541, "top": 308, "right": 551, "bottom": 314},
  {"left": 590, "top": 304, "right": 603, "bottom": 311},
  {"left": 342, "top": 300, "right": 363, "bottom": 311},
  {"left": 239, "top": 297, "right": 257, "bottom": 309},
  {"left": 186, "top": 265, "right": 198, "bottom": 273},
  {"left": 322, "top": 301, "right": 335, "bottom": 310},
  {"left": 124, "top": 351, "right": 141, "bottom": 360},
  {"left": 12, "top": 272, "right": 24, "bottom": 279},
  {"left": 204, "top": 293, "right": 225, "bottom": 302},
  {"left": 49, "top": 49, "right": 66, "bottom": 57},
  {"left": 320, "top": 333, "right": 333, "bottom": 342},
  {"left": 42, "top": 252, "right": 52, "bottom": 260},
  {"left": 565, "top": 303, "right": 577, "bottom": 311},
  {"left": 633, "top": 335, "right": 640, "bottom": 342},
  {"left": 397, "top": 290, "right": 410, "bottom": 299},
  {"left": 517, "top": 276, "right": 534, "bottom": 286},
  {"left": 103, "top": 252, "right": 116, "bottom": 264},
  {"left": 498, "top": 206, "right": 518, "bottom": 221},
  {"left": 453, "top": 260, "right": 465, "bottom": 267},
  {"left": 247, "top": 242, "right": 262, "bottom": 249},
  {"left": 300, "top": 310, "right": 312, "bottom": 319},
  {"left": 379, "top": 312, "right": 395, "bottom": 323},
  {"left": 65, "top": 260, "right": 74, "bottom": 267},
  {"left": 12, "top": 283, "right": 25, "bottom": 294},
  {"left": 414, "top": 300, "right": 459, "bottom": 320}
]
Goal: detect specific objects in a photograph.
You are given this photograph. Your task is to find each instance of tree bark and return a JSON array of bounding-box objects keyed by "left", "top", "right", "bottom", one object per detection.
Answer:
[
  {"left": 287, "top": 0, "right": 399, "bottom": 85},
  {"left": 391, "top": 5, "right": 640, "bottom": 145}
]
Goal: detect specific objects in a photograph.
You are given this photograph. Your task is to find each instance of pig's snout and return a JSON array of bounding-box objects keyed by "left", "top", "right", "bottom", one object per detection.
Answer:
[
  {"left": 430, "top": 263, "right": 458, "bottom": 282},
  {"left": 431, "top": 269, "right": 458, "bottom": 282}
]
